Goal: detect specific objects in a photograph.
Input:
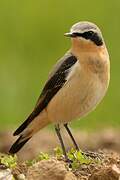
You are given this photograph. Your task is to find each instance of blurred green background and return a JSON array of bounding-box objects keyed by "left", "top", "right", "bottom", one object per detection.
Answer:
[{"left": 0, "top": 0, "right": 119, "bottom": 130}]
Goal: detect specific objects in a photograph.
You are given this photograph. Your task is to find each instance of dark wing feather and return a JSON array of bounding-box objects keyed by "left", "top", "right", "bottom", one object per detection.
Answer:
[
  {"left": 9, "top": 135, "right": 31, "bottom": 154},
  {"left": 13, "top": 54, "right": 77, "bottom": 136}
]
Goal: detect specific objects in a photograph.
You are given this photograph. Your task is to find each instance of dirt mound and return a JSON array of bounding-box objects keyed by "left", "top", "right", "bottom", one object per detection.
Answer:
[
  {"left": 0, "top": 150, "right": 120, "bottom": 179},
  {"left": 26, "top": 158, "right": 76, "bottom": 180},
  {"left": 21, "top": 151, "right": 120, "bottom": 180}
]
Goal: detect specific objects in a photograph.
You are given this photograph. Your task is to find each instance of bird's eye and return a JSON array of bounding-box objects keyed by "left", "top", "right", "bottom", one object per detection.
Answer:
[
  {"left": 82, "top": 31, "right": 103, "bottom": 46},
  {"left": 82, "top": 31, "right": 95, "bottom": 39},
  {"left": 86, "top": 31, "right": 94, "bottom": 36},
  {"left": 88, "top": 31, "right": 94, "bottom": 34}
]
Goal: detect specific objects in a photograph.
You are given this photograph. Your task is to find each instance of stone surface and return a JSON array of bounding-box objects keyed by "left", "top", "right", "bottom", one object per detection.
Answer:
[
  {"left": 27, "top": 158, "right": 77, "bottom": 180},
  {"left": 89, "top": 164, "right": 120, "bottom": 180},
  {"left": 0, "top": 168, "right": 14, "bottom": 180}
]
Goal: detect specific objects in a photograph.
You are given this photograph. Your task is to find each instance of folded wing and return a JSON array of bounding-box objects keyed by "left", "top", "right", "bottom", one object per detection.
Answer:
[{"left": 13, "top": 53, "right": 77, "bottom": 136}]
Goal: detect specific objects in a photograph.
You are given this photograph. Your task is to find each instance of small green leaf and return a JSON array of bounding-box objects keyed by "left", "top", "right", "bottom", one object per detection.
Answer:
[
  {"left": 37, "top": 152, "right": 49, "bottom": 161},
  {"left": 66, "top": 149, "right": 100, "bottom": 170},
  {"left": 26, "top": 152, "right": 49, "bottom": 166},
  {"left": 0, "top": 154, "right": 17, "bottom": 169},
  {"left": 71, "top": 160, "right": 80, "bottom": 170},
  {"left": 26, "top": 159, "right": 36, "bottom": 166},
  {"left": 54, "top": 147, "right": 63, "bottom": 158}
]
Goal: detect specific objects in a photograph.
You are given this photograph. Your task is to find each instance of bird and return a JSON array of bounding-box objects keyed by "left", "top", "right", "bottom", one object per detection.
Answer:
[{"left": 9, "top": 21, "right": 110, "bottom": 160}]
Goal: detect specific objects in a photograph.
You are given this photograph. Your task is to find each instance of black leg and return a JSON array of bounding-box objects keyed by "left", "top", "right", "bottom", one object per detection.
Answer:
[
  {"left": 55, "top": 124, "right": 68, "bottom": 160},
  {"left": 64, "top": 123, "right": 79, "bottom": 151}
]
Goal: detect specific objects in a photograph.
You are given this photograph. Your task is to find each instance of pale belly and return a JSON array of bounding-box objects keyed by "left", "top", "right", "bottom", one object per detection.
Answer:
[{"left": 47, "top": 71, "right": 108, "bottom": 124}]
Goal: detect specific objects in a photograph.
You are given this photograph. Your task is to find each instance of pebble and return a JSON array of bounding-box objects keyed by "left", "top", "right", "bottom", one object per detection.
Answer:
[
  {"left": 0, "top": 168, "right": 14, "bottom": 180},
  {"left": 17, "top": 173, "right": 26, "bottom": 180}
]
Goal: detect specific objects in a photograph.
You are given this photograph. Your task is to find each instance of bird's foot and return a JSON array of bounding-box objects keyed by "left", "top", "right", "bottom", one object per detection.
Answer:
[{"left": 65, "top": 158, "right": 73, "bottom": 163}]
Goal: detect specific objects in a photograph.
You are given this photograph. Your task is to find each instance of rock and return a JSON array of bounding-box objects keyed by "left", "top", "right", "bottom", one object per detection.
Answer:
[
  {"left": 0, "top": 168, "right": 14, "bottom": 180},
  {"left": 26, "top": 158, "right": 77, "bottom": 180},
  {"left": 89, "top": 164, "right": 120, "bottom": 180},
  {"left": 17, "top": 173, "right": 26, "bottom": 180}
]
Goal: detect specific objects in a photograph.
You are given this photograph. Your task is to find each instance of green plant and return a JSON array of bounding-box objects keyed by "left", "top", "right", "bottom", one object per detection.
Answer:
[
  {"left": 37, "top": 152, "right": 49, "bottom": 161},
  {"left": 54, "top": 147, "right": 100, "bottom": 170},
  {"left": 54, "top": 147, "right": 63, "bottom": 159},
  {"left": 26, "top": 152, "right": 50, "bottom": 166},
  {"left": 0, "top": 154, "right": 17, "bottom": 169},
  {"left": 26, "top": 147, "right": 100, "bottom": 170},
  {"left": 67, "top": 148, "right": 94, "bottom": 169}
]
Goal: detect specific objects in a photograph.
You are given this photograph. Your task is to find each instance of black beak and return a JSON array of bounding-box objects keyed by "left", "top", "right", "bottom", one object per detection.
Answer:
[{"left": 64, "top": 32, "right": 77, "bottom": 38}]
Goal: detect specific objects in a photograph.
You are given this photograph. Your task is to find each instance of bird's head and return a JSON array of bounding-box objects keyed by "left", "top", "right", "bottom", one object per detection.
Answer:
[{"left": 65, "top": 21, "right": 104, "bottom": 47}]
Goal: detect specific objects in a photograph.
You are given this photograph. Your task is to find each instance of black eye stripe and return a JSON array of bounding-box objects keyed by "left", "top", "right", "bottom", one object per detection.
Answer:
[
  {"left": 72, "top": 31, "right": 103, "bottom": 46},
  {"left": 73, "top": 31, "right": 94, "bottom": 37}
]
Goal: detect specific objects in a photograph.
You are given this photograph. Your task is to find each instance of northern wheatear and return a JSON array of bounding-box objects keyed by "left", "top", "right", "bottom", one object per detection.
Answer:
[{"left": 9, "top": 21, "right": 110, "bottom": 160}]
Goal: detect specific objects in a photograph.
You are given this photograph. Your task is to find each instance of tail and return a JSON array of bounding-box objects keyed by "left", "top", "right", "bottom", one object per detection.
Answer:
[
  {"left": 9, "top": 110, "right": 49, "bottom": 154},
  {"left": 9, "top": 135, "right": 31, "bottom": 154}
]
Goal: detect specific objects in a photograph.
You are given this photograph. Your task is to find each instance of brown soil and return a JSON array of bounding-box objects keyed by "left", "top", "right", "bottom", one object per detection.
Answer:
[
  {"left": 0, "top": 128, "right": 120, "bottom": 179},
  {"left": 12, "top": 150, "right": 120, "bottom": 180}
]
